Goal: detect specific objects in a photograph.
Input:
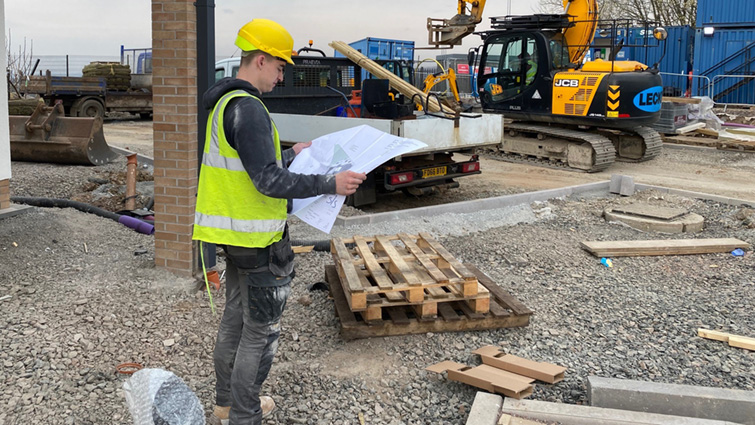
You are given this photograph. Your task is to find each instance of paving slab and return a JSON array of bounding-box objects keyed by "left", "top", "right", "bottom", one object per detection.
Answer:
[
  {"left": 0, "top": 203, "right": 33, "bottom": 220},
  {"left": 588, "top": 376, "right": 755, "bottom": 425},
  {"left": 466, "top": 392, "right": 503, "bottom": 425}
]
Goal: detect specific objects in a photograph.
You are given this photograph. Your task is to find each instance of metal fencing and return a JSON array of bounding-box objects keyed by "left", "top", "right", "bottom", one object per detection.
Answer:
[
  {"left": 660, "top": 72, "right": 712, "bottom": 99},
  {"left": 711, "top": 75, "right": 755, "bottom": 106},
  {"left": 413, "top": 68, "right": 475, "bottom": 96}
]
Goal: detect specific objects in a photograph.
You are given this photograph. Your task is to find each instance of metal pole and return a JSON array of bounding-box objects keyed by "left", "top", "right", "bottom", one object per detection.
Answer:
[
  {"left": 196, "top": 0, "right": 216, "bottom": 269},
  {"left": 507, "top": 0, "right": 511, "bottom": 15},
  {"left": 66, "top": 55, "right": 69, "bottom": 77}
]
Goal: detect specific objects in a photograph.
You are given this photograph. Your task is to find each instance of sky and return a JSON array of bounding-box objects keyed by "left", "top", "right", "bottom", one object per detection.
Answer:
[{"left": 5, "top": 0, "right": 542, "bottom": 60}]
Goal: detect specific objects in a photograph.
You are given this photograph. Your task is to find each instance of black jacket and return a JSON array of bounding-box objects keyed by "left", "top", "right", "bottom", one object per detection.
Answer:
[{"left": 202, "top": 78, "right": 337, "bottom": 212}]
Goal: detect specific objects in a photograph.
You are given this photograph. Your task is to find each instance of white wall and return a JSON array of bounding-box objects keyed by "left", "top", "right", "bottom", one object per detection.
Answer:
[{"left": 0, "top": 0, "right": 10, "bottom": 181}]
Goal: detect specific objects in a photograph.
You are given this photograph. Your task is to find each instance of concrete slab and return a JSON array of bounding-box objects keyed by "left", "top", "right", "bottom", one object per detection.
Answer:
[
  {"left": 588, "top": 376, "right": 755, "bottom": 425},
  {"left": 619, "top": 175, "right": 635, "bottom": 197},
  {"left": 466, "top": 392, "right": 503, "bottom": 425},
  {"left": 503, "top": 398, "right": 742, "bottom": 425},
  {"left": 0, "top": 203, "right": 34, "bottom": 220},
  {"left": 603, "top": 209, "right": 704, "bottom": 233}
]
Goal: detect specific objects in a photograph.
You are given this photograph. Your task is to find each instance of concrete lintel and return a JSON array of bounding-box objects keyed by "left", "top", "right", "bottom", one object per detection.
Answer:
[
  {"left": 466, "top": 392, "right": 503, "bottom": 425},
  {"left": 109, "top": 146, "right": 154, "bottom": 167},
  {"left": 0, "top": 204, "right": 34, "bottom": 220},
  {"left": 335, "top": 181, "right": 610, "bottom": 227},
  {"left": 588, "top": 376, "right": 755, "bottom": 425},
  {"left": 635, "top": 184, "right": 754, "bottom": 207},
  {"left": 503, "top": 398, "right": 742, "bottom": 425}
]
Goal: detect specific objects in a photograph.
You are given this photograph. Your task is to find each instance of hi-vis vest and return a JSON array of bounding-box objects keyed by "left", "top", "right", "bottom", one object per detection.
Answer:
[{"left": 192, "top": 90, "right": 287, "bottom": 248}]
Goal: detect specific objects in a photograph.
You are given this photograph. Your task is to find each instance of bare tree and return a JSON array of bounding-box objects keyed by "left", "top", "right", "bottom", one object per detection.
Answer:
[
  {"left": 537, "top": 0, "right": 697, "bottom": 27},
  {"left": 6, "top": 29, "right": 35, "bottom": 98}
]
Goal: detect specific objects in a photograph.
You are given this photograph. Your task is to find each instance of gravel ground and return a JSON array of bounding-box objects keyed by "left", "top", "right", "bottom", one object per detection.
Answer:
[{"left": 2, "top": 160, "right": 754, "bottom": 425}]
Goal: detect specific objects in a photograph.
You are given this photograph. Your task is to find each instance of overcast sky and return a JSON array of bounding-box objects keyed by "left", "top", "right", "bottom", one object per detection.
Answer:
[{"left": 5, "top": 0, "right": 541, "bottom": 59}]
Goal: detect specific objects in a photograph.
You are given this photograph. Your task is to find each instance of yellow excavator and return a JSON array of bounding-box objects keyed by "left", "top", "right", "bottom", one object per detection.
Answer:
[{"left": 431, "top": 0, "right": 668, "bottom": 172}]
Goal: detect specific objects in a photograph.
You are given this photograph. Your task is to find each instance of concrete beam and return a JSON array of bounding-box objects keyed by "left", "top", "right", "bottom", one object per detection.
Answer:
[
  {"left": 588, "top": 376, "right": 755, "bottom": 425},
  {"left": 503, "top": 398, "right": 742, "bottom": 425},
  {"left": 466, "top": 392, "right": 503, "bottom": 425},
  {"left": 0, "top": 204, "right": 33, "bottom": 220}
]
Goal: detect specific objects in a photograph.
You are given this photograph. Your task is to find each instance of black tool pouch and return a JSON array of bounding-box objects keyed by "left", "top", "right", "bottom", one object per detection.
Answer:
[{"left": 268, "top": 226, "right": 295, "bottom": 278}]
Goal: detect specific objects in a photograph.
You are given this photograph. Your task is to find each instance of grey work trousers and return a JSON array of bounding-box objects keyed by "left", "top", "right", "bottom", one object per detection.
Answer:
[{"left": 214, "top": 247, "right": 292, "bottom": 425}]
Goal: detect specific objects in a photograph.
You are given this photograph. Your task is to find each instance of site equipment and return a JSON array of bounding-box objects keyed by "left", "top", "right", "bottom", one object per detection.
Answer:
[
  {"left": 21, "top": 47, "right": 153, "bottom": 119},
  {"left": 214, "top": 48, "right": 501, "bottom": 207},
  {"left": 469, "top": 0, "right": 668, "bottom": 171},
  {"left": 9, "top": 102, "right": 118, "bottom": 165}
]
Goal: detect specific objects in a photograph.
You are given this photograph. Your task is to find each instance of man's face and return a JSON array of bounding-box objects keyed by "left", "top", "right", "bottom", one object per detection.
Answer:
[{"left": 259, "top": 56, "right": 286, "bottom": 93}]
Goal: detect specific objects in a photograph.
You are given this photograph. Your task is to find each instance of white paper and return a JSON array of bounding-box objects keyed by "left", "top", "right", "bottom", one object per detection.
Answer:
[{"left": 289, "top": 124, "right": 427, "bottom": 233}]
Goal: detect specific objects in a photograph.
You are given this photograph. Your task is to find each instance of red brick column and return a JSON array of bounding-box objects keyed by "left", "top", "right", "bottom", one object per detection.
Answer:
[
  {"left": 0, "top": 179, "right": 9, "bottom": 210},
  {"left": 152, "top": 0, "right": 199, "bottom": 276}
]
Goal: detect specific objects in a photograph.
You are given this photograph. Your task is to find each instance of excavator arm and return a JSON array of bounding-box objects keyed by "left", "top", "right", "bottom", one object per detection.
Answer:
[
  {"left": 561, "top": 0, "right": 599, "bottom": 64},
  {"left": 427, "top": 0, "right": 487, "bottom": 48}
]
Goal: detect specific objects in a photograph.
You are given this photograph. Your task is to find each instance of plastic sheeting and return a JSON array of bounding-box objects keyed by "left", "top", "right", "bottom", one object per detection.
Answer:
[{"left": 123, "top": 368, "right": 205, "bottom": 425}]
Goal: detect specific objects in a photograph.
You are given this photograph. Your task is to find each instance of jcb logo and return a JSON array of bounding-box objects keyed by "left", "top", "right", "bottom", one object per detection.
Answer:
[{"left": 555, "top": 79, "right": 579, "bottom": 87}]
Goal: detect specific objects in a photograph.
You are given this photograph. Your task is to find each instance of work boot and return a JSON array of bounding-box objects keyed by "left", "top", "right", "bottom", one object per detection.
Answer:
[
  {"left": 209, "top": 405, "right": 229, "bottom": 425},
  {"left": 261, "top": 396, "right": 276, "bottom": 419}
]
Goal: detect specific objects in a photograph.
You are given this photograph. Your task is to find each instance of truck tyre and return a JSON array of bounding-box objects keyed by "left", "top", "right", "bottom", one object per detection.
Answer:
[{"left": 78, "top": 99, "right": 105, "bottom": 119}]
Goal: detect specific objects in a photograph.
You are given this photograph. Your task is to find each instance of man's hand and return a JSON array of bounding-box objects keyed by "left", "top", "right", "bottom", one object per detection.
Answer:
[
  {"left": 335, "top": 171, "right": 367, "bottom": 196},
  {"left": 292, "top": 141, "right": 312, "bottom": 155}
]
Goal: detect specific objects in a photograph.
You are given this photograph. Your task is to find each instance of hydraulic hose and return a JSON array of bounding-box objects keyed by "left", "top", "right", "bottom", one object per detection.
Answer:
[{"left": 11, "top": 196, "right": 155, "bottom": 235}]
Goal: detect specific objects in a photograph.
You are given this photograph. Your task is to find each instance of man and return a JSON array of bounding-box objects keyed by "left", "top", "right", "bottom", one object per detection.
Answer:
[
  {"left": 192, "top": 18, "right": 366, "bottom": 425},
  {"left": 519, "top": 52, "right": 537, "bottom": 86}
]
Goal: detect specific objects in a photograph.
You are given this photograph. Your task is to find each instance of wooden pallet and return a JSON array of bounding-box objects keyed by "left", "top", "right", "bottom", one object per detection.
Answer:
[
  {"left": 663, "top": 134, "right": 755, "bottom": 152},
  {"left": 325, "top": 264, "right": 532, "bottom": 340},
  {"left": 331, "top": 233, "right": 489, "bottom": 321}
]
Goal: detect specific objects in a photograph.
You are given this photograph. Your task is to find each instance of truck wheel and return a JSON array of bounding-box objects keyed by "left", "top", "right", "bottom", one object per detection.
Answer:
[{"left": 78, "top": 99, "right": 105, "bottom": 119}]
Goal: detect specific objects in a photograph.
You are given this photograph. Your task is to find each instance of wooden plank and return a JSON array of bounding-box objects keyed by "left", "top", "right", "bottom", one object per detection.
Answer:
[
  {"left": 694, "top": 128, "right": 719, "bottom": 138},
  {"left": 419, "top": 232, "right": 477, "bottom": 281},
  {"left": 698, "top": 328, "right": 755, "bottom": 351},
  {"left": 697, "top": 328, "right": 731, "bottom": 342},
  {"left": 353, "top": 235, "right": 395, "bottom": 291},
  {"left": 330, "top": 239, "right": 365, "bottom": 294},
  {"left": 581, "top": 238, "right": 750, "bottom": 257},
  {"left": 662, "top": 96, "right": 701, "bottom": 104},
  {"left": 728, "top": 336, "right": 755, "bottom": 351},
  {"left": 467, "top": 263, "right": 533, "bottom": 316},
  {"left": 385, "top": 307, "right": 410, "bottom": 325},
  {"left": 292, "top": 245, "right": 314, "bottom": 254},
  {"left": 374, "top": 235, "right": 424, "bottom": 285},
  {"left": 437, "top": 303, "right": 461, "bottom": 321},
  {"left": 398, "top": 233, "right": 448, "bottom": 283},
  {"left": 456, "top": 300, "right": 485, "bottom": 320},
  {"left": 675, "top": 122, "right": 706, "bottom": 135},
  {"left": 325, "top": 265, "right": 358, "bottom": 326},
  {"left": 358, "top": 269, "right": 403, "bottom": 302}
]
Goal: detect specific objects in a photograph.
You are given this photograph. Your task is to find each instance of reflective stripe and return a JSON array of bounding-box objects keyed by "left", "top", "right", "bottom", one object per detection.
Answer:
[
  {"left": 203, "top": 151, "right": 246, "bottom": 172},
  {"left": 195, "top": 212, "right": 286, "bottom": 234}
]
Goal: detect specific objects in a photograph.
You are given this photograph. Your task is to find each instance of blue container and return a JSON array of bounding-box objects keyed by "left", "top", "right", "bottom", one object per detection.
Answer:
[
  {"left": 693, "top": 27, "right": 755, "bottom": 103},
  {"left": 697, "top": 0, "right": 755, "bottom": 28},
  {"left": 335, "top": 37, "right": 415, "bottom": 83},
  {"left": 590, "top": 26, "right": 694, "bottom": 74}
]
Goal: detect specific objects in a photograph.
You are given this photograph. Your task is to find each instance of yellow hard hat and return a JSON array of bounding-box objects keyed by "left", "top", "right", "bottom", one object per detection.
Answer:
[{"left": 235, "top": 19, "right": 294, "bottom": 65}]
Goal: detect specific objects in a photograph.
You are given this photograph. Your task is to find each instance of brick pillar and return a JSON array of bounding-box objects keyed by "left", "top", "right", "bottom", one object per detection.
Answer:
[
  {"left": 152, "top": 0, "right": 199, "bottom": 276},
  {"left": 0, "top": 180, "right": 9, "bottom": 210}
]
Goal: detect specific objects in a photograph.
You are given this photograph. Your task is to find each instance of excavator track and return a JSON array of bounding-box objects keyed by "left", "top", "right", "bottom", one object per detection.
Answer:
[
  {"left": 500, "top": 123, "right": 617, "bottom": 173},
  {"left": 597, "top": 126, "right": 663, "bottom": 163}
]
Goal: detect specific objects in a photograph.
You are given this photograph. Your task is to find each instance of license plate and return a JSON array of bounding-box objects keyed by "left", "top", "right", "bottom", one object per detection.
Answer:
[{"left": 422, "top": 166, "right": 447, "bottom": 179}]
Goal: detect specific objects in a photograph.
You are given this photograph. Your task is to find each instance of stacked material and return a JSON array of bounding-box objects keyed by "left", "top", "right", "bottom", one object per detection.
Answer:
[
  {"left": 651, "top": 101, "right": 691, "bottom": 134},
  {"left": 82, "top": 62, "right": 131, "bottom": 91}
]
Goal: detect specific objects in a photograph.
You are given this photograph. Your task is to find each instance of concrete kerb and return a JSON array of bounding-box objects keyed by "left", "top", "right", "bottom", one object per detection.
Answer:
[
  {"left": 334, "top": 181, "right": 610, "bottom": 228},
  {"left": 0, "top": 204, "right": 34, "bottom": 220},
  {"left": 465, "top": 392, "right": 503, "bottom": 425},
  {"left": 588, "top": 376, "right": 755, "bottom": 425},
  {"left": 331, "top": 178, "right": 753, "bottom": 230},
  {"left": 109, "top": 146, "right": 154, "bottom": 167}
]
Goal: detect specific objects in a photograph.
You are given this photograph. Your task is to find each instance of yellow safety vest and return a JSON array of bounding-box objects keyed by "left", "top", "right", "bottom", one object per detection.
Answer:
[{"left": 192, "top": 90, "right": 287, "bottom": 248}]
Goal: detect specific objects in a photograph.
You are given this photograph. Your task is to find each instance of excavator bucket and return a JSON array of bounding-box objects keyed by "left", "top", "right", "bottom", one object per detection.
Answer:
[{"left": 9, "top": 103, "right": 119, "bottom": 165}]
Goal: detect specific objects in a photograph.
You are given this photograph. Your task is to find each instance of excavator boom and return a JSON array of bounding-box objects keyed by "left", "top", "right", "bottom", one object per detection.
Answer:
[
  {"left": 562, "top": 0, "right": 599, "bottom": 64},
  {"left": 427, "top": 0, "right": 487, "bottom": 48}
]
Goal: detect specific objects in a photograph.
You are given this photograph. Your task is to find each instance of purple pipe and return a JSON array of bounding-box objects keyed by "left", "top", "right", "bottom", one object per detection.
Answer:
[
  {"left": 723, "top": 122, "right": 755, "bottom": 129},
  {"left": 118, "top": 215, "right": 155, "bottom": 235}
]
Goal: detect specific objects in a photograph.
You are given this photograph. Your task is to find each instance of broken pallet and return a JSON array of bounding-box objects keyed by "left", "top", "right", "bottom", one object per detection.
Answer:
[
  {"left": 325, "top": 263, "right": 531, "bottom": 340},
  {"left": 331, "top": 233, "right": 490, "bottom": 320},
  {"left": 581, "top": 238, "right": 750, "bottom": 257}
]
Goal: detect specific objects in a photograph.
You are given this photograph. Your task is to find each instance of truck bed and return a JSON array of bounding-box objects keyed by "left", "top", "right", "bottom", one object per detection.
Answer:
[{"left": 270, "top": 113, "right": 503, "bottom": 155}]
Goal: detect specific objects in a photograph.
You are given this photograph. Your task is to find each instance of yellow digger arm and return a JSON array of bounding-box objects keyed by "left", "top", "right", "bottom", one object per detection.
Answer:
[
  {"left": 422, "top": 68, "right": 460, "bottom": 103},
  {"left": 561, "top": 0, "right": 598, "bottom": 64},
  {"left": 427, "top": 0, "right": 487, "bottom": 48}
]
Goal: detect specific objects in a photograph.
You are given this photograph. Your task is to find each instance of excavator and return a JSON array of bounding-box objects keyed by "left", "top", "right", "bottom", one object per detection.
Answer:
[{"left": 430, "top": 0, "right": 668, "bottom": 172}]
